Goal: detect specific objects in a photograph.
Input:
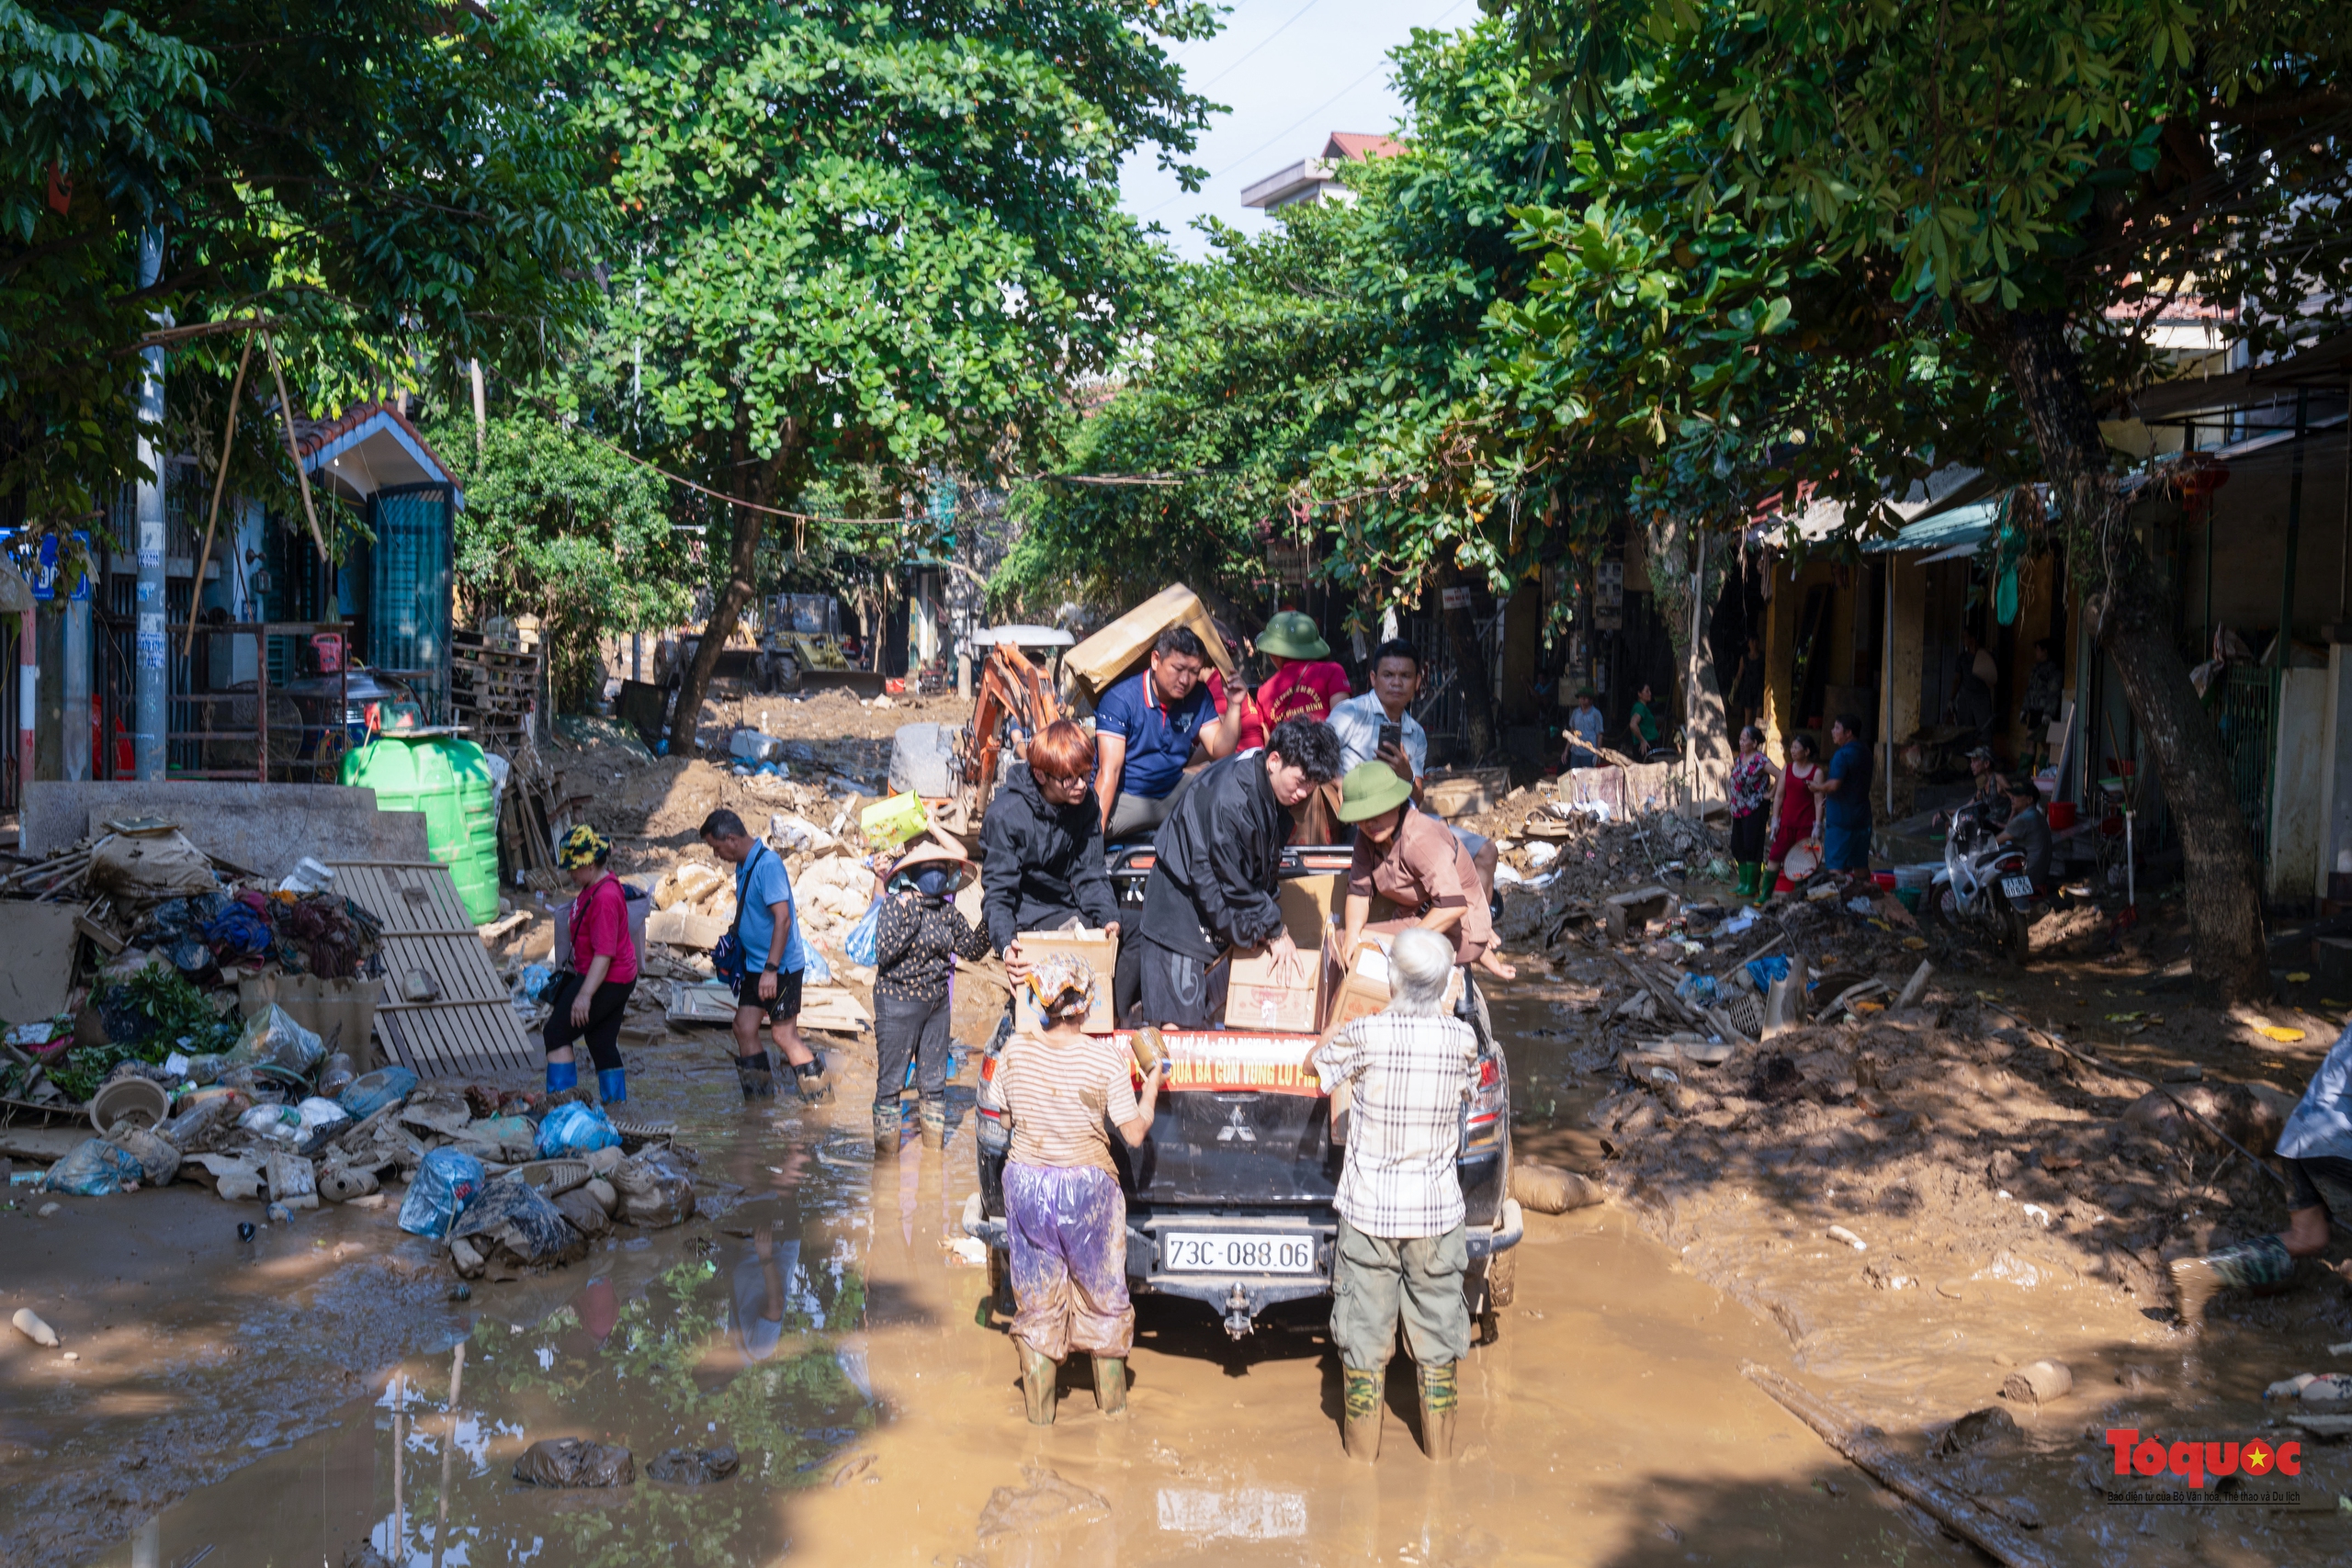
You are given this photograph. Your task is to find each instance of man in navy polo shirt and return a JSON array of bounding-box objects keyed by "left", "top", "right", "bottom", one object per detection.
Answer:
[{"left": 1095, "top": 626, "right": 1224, "bottom": 839}]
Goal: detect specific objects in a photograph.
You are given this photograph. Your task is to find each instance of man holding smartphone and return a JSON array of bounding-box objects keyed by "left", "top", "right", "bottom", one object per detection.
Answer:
[{"left": 1329, "top": 640, "right": 1497, "bottom": 899}]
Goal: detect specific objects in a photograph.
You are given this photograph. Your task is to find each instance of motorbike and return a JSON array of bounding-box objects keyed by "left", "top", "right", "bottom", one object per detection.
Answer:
[{"left": 1923, "top": 797, "right": 2046, "bottom": 961}]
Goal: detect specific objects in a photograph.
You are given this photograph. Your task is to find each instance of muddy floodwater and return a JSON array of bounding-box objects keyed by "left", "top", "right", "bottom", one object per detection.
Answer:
[{"left": 13, "top": 976, "right": 2342, "bottom": 1566}]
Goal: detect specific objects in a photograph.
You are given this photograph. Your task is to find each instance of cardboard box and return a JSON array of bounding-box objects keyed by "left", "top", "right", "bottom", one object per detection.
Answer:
[
  {"left": 1223, "top": 879, "right": 1340, "bottom": 1033},
  {"left": 1317, "top": 936, "right": 1464, "bottom": 1044},
  {"left": 1062, "top": 584, "right": 1236, "bottom": 701},
  {"left": 1012, "top": 928, "right": 1119, "bottom": 1034},
  {"left": 646, "top": 906, "right": 727, "bottom": 952}
]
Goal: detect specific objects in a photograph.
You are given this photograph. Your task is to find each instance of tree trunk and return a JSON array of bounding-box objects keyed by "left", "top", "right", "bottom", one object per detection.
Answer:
[
  {"left": 667, "top": 432, "right": 787, "bottom": 755},
  {"left": 1439, "top": 559, "right": 1500, "bottom": 762},
  {"left": 1645, "top": 512, "right": 1731, "bottom": 766},
  {"left": 1993, "top": 309, "right": 2268, "bottom": 1000}
]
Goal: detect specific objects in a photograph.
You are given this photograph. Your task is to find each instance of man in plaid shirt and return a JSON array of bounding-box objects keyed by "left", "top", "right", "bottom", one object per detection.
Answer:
[{"left": 1308, "top": 927, "right": 1478, "bottom": 1461}]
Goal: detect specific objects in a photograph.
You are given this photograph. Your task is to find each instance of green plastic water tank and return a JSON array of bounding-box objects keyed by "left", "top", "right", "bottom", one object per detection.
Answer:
[{"left": 343, "top": 735, "right": 501, "bottom": 922}]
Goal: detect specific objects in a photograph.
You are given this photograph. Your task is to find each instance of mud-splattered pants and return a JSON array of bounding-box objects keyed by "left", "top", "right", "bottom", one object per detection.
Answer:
[
  {"left": 1330, "top": 1218, "right": 1469, "bottom": 1371},
  {"left": 1003, "top": 1162, "right": 1134, "bottom": 1360}
]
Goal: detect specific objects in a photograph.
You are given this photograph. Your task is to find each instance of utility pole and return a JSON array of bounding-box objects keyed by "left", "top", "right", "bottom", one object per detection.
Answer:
[{"left": 134, "top": 227, "right": 167, "bottom": 780}]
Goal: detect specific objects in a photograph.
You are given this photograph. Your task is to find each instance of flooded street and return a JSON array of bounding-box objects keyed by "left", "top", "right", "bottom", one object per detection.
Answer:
[
  {"left": 24, "top": 968, "right": 2350, "bottom": 1567},
  {"left": 29, "top": 981, "right": 1955, "bottom": 1568}
]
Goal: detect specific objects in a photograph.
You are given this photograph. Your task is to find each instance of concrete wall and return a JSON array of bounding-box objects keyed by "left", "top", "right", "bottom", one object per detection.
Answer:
[
  {"left": 2271, "top": 667, "right": 2328, "bottom": 901},
  {"left": 22, "top": 781, "right": 431, "bottom": 882}
]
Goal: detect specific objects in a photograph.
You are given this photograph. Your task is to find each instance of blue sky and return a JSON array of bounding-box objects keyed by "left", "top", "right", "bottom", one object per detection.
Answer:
[{"left": 1119, "top": 0, "right": 1481, "bottom": 262}]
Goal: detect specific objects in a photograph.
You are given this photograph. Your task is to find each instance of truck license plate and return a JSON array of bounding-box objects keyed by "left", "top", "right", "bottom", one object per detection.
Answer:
[
  {"left": 1161, "top": 1233, "right": 1317, "bottom": 1274},
  {"left": 2000, "top": 875, "right": 2035, "bottom": 900}
]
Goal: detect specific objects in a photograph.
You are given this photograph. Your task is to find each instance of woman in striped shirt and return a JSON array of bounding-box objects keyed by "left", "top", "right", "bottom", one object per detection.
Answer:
[{"left": 997, "top": 953, "right": 1163, "bottom": 1424}]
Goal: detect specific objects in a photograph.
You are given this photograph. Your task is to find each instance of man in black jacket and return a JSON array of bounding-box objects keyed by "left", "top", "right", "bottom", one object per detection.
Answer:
[
  {"left": 978, "top": 720, "right": 1122, "bottom": 980},
  {"left": 1135, "top": 716, "right": 1343, "bottom": 1028}
]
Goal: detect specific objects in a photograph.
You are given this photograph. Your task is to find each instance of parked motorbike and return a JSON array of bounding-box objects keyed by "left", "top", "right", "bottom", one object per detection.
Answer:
[{"left": 1923, "top": 798, "right": 2044, "bottom": 960}]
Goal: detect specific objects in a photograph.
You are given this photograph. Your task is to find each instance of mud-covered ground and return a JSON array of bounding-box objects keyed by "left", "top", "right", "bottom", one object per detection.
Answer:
[{"left": 13, "top": 699, "right": 2352, "bottom": 1565}]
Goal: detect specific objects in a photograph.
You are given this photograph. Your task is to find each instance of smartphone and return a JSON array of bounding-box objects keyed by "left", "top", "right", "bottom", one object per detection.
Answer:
[{"left": 1378, "top": 719, "right": 1403, "bottom": 754}]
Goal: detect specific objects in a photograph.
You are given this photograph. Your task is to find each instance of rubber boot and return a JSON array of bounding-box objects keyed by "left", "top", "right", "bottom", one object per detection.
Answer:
[
  {"left": 545, "top": 1059, "right": 578, "bottom": 1095},
  {"left": 1340, "top": 1366, "right": 1383, "bottom": 1461},
  {"left": 1417, "top": 1361, "right": 1458, "bottom": 1461},
  {"left": 1745, "top": 863, "right": 1767, "bottom": 904},
  {"left": 792, "top": 1056, "right": 832, "bottom": 1105},
  {"left": 2172, "top": 1234, "right": 2294, "bottom": 1329},
  {"left": 872, "top": 1103, "right": 899, "bottom": 1153},
  {"left": 1733, "top": 862, "right": 1754, "bottom": 900},
  {"left": 735, "top": 1051, "right": 776, "bottom": 1101},
  {"left": 596, "top": 1067, "right": 627, "bottom": 1105},
  {"left": 919, "top": 1097, "right": 946, "bottom": 1150},
  {"left": 1093, "top": 1355, "right": 1128, "bottom": 1416},
  {"left": 1021, "top": 1346, "right": 1060, "bottom": 1426}
]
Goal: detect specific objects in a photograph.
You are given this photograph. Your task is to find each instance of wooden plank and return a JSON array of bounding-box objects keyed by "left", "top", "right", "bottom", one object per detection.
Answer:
[{"left": 330, "top": 857, "right": 538, "bottom": 1077}]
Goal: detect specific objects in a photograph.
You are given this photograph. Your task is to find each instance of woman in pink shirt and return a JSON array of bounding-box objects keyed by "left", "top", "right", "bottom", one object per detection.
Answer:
[{"left": 547, "top": 825, "right": 639, "bottom": 1104}]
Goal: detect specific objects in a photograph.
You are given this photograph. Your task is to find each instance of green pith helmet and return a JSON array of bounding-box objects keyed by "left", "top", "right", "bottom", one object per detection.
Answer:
[
  {"left": 1334, "top": 760, "right": 1415, "bottom": 823},
  {"left": 1257, "top": 610, "right": 1330, "bottom": 661}
]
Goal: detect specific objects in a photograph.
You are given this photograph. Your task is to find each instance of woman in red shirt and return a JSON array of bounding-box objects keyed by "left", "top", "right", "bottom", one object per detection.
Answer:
[{"left": 547, "top": 826, "right": 639, "bottom": 1104}]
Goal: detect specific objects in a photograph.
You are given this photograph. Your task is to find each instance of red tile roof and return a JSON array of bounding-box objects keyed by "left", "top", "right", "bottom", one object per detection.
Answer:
[
  {"left": 287, "top": 400, "right": 459, "bottom": 480},
  {"left": 1324, "top": 132, "right": 1405, "bottom": 162}
]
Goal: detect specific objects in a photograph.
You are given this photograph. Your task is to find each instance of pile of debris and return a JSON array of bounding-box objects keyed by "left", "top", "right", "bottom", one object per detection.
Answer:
[
  {"left": 2, "top": 824, "right": 386, "bottom": 1117},
  {"left": 30, "top": 1029, "right": 701, "bottom": 1280}
]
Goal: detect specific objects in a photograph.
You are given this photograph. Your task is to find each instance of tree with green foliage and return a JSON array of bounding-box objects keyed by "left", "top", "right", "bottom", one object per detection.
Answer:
[
  {"left": 547, "top": 0, "right": 1217, "bottom": 746},
  {"left": 1012, "top": 18, "right": 1571, "bottom": 755},
  {"left": 1491, "top": 0, "right": 2352, "bottom": 997},
  {"left": 428, "top": 410, "right": 690, "bottom": 710},
  {"left": 2, "top": 0, "right": 607, "bottom": 546}
]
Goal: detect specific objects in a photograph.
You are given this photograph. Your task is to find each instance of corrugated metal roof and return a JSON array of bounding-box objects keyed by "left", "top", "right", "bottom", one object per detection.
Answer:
[{"left": 1860, "top": 500, "right": 1996, "bottom": 558}]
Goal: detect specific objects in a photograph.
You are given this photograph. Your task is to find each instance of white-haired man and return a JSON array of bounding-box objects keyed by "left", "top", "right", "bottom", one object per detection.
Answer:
[{"left": 1306, "top": 926, "right": 1477, "bottom": 1462}]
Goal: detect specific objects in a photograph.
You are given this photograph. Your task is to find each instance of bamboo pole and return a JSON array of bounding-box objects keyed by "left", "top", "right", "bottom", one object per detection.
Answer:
[
  {"left": 261, "top": 330, "right": 329, "bottom": 562},
  {"left": 183, "top": 331, "right": 257, "bottom": 656}
]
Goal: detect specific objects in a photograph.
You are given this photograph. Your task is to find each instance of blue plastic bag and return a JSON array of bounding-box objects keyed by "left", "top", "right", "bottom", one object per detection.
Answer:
[
  {"left": 516, "top": 964, "right": 555, "bottom": 1005},
  {"left": 536, "top": 1101, "right": 621, "bottom": 1158},
  {"left": 785, "top": 908, "right": 831, "bottom": 985},
  {"left": 337, "top": 1066, "right": 418, "bottom": 1122},
  {"left": 1746, "top": 955, "right": 1792, "bottom": 992},
  {"left": 398, "top": 1147, "right": 486, "bottom": 1236},
  {"left": 842, "top": 897, "right": 882, "bottom": 968},
  {"left": 42, "top": 1138, "right": 149, "bottom": 1195}
]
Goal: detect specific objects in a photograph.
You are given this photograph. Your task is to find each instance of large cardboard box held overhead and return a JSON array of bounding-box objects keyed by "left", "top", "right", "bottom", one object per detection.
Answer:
[
  {"left": 1063, "top": 584, "right": 1236, "bottom": 703},
  {"left": 1223, "top": 878, "right": 1340, "bottom": 1034},
  {"left": 1012, "top": 928, "right": 1119, "bottom": 1034}
]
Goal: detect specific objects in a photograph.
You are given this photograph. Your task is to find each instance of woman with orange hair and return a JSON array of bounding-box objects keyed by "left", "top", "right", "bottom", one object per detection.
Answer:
[{"left": 979, "top": 718, "right": 1122, "bottom": 982}]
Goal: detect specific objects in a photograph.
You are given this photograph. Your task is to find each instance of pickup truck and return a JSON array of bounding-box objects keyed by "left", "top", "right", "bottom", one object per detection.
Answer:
[{"left": 960, "top": 847, "right": 1522, "bottom": 1339}]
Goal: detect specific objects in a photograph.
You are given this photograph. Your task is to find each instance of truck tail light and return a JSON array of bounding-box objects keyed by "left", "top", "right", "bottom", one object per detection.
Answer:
[{"left": 1478, "top": 1057, "right": 1499, "bottom": 1090}]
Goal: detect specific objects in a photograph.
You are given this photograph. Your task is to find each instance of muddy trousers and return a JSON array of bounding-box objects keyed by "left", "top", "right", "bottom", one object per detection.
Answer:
[
  {"left": 872, "top": 991, "right": 951, "bottom": 1108},
  {"left": 1330, "top": 1219, "right": 1470, "bottom": 1371},
  {"left": 1004, "top": 1162, "right": 1135, "bottom": 1361}
]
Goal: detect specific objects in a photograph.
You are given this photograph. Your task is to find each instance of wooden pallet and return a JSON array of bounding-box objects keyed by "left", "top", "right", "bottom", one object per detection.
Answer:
[{"left": 328, "top": 860, "right": 540, "bottom": 1078}]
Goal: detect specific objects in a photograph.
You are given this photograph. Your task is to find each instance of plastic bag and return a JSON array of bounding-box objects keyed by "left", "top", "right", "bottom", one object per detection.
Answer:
[
  {"left": 842, "top": 897, "right": 883, "bottom": 968},
  {"left": 397, "top": 1147, "right": 485, "bottom": 1236},
  {"left": 42, "top": 1138, "right": 148, "bottom": 1195},
  {"left": 536, "top": 1101, "right": 621, "bottom": 1159},
  {"left": 337, "top": 1066, "right": 418, "bottom": 1122},
  {"left": 513, "top": 1438, "right": 634, "bottom": 1488},
  {"left": 106, "top": 1126, "right": 182, "bottom": 1186},
  {"left": 225, "top": 1004, "right": 324, "bottom": 1077},
  {"left": 516, "top": 964, "right": 555, "bottom": 1005},
  {"left": 452, "top": 1176, "right": 589, "bottom": 1269},
  {"left": 241, "top": 1102, "right": 307, "bottom": 1143},
  {"left": 459, "top": 1114, "right": 539, "bottom": 1162},
  {"left": 646, "top": 1445, "right": 740, "bottom": 1485},
  {"left": 1745, "top": 955, "right": 1792, "bottom": 992}
]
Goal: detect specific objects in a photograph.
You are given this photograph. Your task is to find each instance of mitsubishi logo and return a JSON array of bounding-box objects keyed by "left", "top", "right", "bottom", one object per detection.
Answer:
[{"left": 1216, "top": 1105, "right": 1256, "bottom": 1143}]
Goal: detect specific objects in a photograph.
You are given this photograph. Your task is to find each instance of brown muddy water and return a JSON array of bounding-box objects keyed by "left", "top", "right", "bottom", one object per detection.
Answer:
[{"left": 11, "top": 976, "right": 2345, "bottom": 1566}]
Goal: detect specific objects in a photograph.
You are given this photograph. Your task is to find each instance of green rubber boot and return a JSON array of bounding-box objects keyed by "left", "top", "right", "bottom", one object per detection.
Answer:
[
  {"left": 1021, "top": 1346, "right": 1060, "bottom": 1426},
  {"left": 1341, "top": 1365, "right": 1384, "bottom": 1461},
  {"left": 1417, "top": 1361, "right": 1458, "bottom": 1461},
  {"left": 1093, "top": 1355, "right": 1128, "bottom": 1416}
]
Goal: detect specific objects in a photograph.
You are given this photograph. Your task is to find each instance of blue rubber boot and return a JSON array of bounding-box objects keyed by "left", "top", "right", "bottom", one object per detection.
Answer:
[
  {"left": 597, "top": 1067, "right": 628, "bottom": 1106},
  {"left": 546, "top": 1059, "right": 579, "bottom": 1094}
]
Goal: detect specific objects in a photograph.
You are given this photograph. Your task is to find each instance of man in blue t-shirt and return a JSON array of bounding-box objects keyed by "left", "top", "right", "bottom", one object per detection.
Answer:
[
  {"left": 1813, "top": 714, "right": 1873, "bottom": 874},
  {"left": 1094, "top": 626, "right": 1224, "bottom": 839},
  {"left": 700, "top": 809, "right": 830, "bottom": 1104}
]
